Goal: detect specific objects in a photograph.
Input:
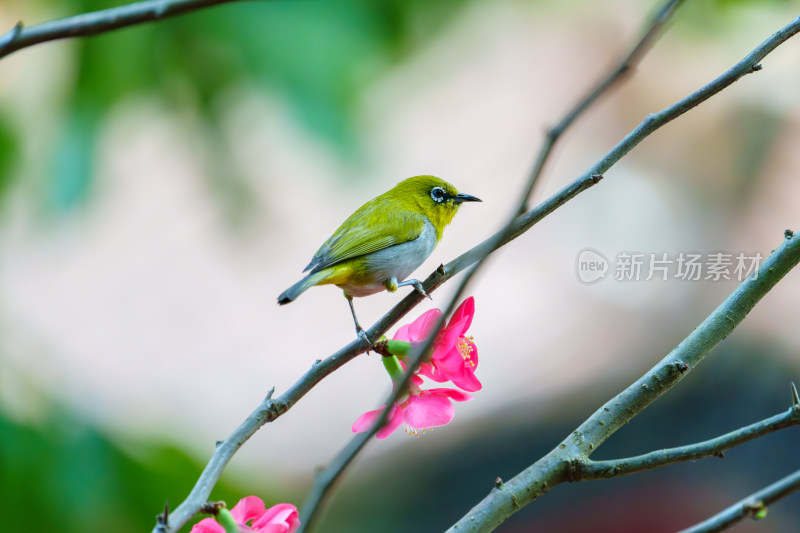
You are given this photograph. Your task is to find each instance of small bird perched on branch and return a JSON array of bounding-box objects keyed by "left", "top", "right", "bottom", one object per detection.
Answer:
[{"left": 277, "top": 175, "right": 481, "bottom": 343}]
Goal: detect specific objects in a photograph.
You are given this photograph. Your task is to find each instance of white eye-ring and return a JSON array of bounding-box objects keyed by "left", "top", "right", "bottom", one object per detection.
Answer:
[{"left": 430, "top": 187, "right": 446, "bottom": 203}]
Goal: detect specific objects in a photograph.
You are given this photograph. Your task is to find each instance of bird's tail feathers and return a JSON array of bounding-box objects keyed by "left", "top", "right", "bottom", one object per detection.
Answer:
[{"left": 277, "top": 271, "right": 329, "bottom": 305}]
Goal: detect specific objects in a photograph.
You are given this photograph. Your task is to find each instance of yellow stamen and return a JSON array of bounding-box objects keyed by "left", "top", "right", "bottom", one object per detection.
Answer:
[
  {"left": 457, "top": 336, "right": 476, "bottom": 368},
  {"left": 405, "top": 425, "right": 434, "bottom": 438}
]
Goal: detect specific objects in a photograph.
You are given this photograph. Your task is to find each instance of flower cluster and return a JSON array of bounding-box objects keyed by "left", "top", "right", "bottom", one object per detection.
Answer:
[
  {"left": 191, "top": 496, "right": 299, "bottom": 533},
  {"left": 187, "top": 302, "right": 479, "bottom": 529},
  {"left": 352, "top": 297, "right": 480, "bottom": 439}
]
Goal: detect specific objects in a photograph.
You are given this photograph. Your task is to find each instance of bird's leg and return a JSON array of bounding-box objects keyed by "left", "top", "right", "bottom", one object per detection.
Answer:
[
  {"left": 394, "top": 278, "right": 431, "bottom": 300},
  {"left": 345, "top": 292, "right": 372, "bottom": 345}
]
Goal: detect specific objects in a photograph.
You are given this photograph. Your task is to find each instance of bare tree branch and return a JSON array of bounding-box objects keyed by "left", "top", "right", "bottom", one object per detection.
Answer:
[
  {"left": 0, "top": 0, "right": 254, "bottom": 60},
  {"left": 573, "top": 398, "right": 800, "bottom": 480},
  {"left": 446, "top": 229, "right": 800, "bottom": 533},
  {"left": 450, "top": 13, "right": 799, "bottom": 278},
  {"left": 678, "top": 468, "right": 800, "bottom": 533}
]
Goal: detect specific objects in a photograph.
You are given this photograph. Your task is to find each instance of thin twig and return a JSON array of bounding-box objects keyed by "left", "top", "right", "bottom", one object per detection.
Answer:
[
  {"left": 678, "top": 468, "right": 800, "bottom": 533},
  {"left": 296, "top": 272, "right": 475, "bottom": 533},
  {"left": 296, "top": 1, "right": 686, "bottom": 530},
  {"left": 0, "top": 0, "right": 253, "bottom": 60},
  {"left": 521, "top": 0, "right": 685, "bottom": 211},
  {"left": 574, "top": 402, "right": 800, "bottom": 480}
]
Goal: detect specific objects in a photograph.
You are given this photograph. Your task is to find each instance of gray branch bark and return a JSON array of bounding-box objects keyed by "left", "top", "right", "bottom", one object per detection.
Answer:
[
  {"left": 678, "top": 468, "right": 800, "bottom": 533},
  {"left": 0, "top": 0, "right": 252, "bottom": 60},
  {"left": 446, "top": 230, "right": 800, "bottom": 533},
  {"left": 575, "top": 400, "right": 800, "bottom": 480},
  {"left": 445, "top": 13, "right": 800, "bottom": 531}
]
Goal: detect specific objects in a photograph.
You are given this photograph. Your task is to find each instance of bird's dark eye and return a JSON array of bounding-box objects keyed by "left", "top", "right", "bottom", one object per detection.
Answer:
[{"left": 430, "top": 187, "right": 446, "bottom": 203}]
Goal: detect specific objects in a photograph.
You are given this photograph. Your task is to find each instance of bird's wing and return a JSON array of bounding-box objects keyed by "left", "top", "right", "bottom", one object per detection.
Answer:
[{"left": 304, "top": 203, "right": 426, "bottom": 274}]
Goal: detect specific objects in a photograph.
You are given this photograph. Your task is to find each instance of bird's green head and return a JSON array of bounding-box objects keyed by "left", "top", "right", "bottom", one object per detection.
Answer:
[{"left": 391, "top": 175, "right": 481, "bottom": 240}]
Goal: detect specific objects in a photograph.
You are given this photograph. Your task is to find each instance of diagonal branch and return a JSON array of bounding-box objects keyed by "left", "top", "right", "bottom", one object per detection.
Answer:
[
  {"left": 573, "top": 399, "right": 800, "bottom": 480},
  {"left": 678, "top": 468, "right": 800, "bottom": 533},
  {"left": 521, "top": 0, "right": 685, "bottom": 211},
  {"left": 0, "top": 0, "right": 253, "bottom": 60},
  {"left": 296, "top": 268, "right": 477, "bottom": 533},
  {"left": 447, "top": 229, "right": 800, "bottom": 532}
]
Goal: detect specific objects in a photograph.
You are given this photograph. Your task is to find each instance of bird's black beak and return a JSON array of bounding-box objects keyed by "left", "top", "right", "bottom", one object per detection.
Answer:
[{"left": 453, "top": 193, "right": 482, "bottom": 203}]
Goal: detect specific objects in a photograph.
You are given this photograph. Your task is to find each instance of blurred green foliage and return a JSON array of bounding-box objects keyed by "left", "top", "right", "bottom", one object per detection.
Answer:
[
  {"left": 7, "top": 0, "right": 475, "bottom": 212},
  {"left": 0, "top": 113, "right": 17, "bottom": 200},
  {"left": 1, "top": 0, "right": 792, "bottom": 211},
  {"left": 0, "top": 406, "right": 295, "bottom": 532}
]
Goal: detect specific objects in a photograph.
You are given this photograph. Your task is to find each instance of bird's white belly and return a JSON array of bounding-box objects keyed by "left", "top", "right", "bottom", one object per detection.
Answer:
[{"left": 340, "top": 220, "right": 437, "bottom": 297}]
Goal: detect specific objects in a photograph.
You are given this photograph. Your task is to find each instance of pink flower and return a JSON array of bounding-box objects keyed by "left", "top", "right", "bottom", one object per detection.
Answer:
[
  {"left": 395, "top": 297, "right": 481, "bottom": 392},
  {"left": 191, "top": 496, "right": 299, "bottom": 533},
  {"left": 352, "top": 374, "right": 472, "bottom": 439}
]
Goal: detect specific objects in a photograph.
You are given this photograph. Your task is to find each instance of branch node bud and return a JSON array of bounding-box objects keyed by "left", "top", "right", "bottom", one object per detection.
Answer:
[
  {"left": 199, "top": 500, "right": 225, "bottom": 516},
  {"left": 372, "top": 340, "right": 391, "bottom": 357},
  {"left": 156, "top": 502, "right": 170, "bottom": 527},
  {"left": 745, "top": 500, "right": 768, "bottom": 520}
]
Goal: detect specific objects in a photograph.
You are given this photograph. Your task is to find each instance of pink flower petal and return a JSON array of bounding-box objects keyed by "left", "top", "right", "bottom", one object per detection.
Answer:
[
  {"left": 450, "top": 371, "right": 482, "bottom": 392},
  {"left": 434, "top": 318, "right": 466, "bottom": 354},
  {"left": 403, "top": 394, "right": 455, "bottom": 428},
  {"left": 428, "top": 388, "right": 473, "bottom": 402},
  {"left": 427, "top": 335, "right": 480, "bottom": 391},
  {"left": 353, "top": 403, "right": 406, "bottom": 439},
  {"left": 351, "top": 408, "right": 383, "bottom": 433},
  {"left": 252, "top": 503, "right": 300, "bottom": 533},
  {"left": 395, "top": 309, "right": 442, "bottom": 342},
  {"left": 190, "top": 518, "right": 224, "bottom": 533},
  {"left": 447, "top": 297, "right": 474, "bottom": 335},
  {"left": 231, "top": 496, "right": 267, "bottom": 525},
  {"left": 435, "top": 346, "right": 470, "bottom": 374},
  {"left": 260, "top": 524, "right": 299, "bottom": 533},
  {"left": 393, "top": 324, "right": 413, "bottom": 342},
  {"left": 417, "top": 363, "right": 447, "bottom": 383},
  {"left": 376, "top": 404, "right": 404, "bottom": 439}
]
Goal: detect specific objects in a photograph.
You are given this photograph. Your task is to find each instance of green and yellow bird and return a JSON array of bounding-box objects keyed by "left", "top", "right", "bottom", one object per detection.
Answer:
[{"left": 277, "top": 175, "right": 481, "bottom": 342}]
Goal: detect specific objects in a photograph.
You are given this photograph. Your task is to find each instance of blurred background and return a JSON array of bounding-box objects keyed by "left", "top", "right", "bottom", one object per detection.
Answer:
[{"left": 1, "top": 0, "right": 799, "bottom": 531}]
